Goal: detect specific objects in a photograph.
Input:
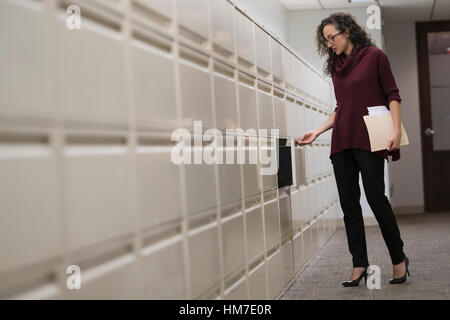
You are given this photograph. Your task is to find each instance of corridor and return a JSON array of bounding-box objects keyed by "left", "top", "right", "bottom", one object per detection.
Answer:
[
  {"left": 281, "top": 212, "right": 450, "bottom": 300},
  {"left": 1, "top": 0, "right": 449, "bottom": 301}
]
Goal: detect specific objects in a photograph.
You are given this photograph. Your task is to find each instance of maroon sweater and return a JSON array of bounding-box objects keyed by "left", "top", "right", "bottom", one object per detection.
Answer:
[{"left": 330, "top": 45, "right": 402, "bottom": 162}]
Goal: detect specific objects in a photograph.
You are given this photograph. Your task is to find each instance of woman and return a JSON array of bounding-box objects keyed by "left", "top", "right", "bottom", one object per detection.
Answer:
[{"left": 294, "top": 13, "right": 410, "bottom": 287}]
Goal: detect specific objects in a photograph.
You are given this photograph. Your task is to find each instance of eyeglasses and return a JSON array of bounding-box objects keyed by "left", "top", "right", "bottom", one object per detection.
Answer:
[{"left": 325, "top": 31, "right": 343, "bottom": 44}]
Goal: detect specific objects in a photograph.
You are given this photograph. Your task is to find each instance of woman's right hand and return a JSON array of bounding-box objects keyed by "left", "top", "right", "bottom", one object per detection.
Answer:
[{"left": 294, "top": 130, "right": 319, "bottom": 146}]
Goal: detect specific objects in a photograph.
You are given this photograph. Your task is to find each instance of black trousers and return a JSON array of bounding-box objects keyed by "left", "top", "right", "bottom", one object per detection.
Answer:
[{"left": 330, "top": 148, "right": 405, "bottom": 267}]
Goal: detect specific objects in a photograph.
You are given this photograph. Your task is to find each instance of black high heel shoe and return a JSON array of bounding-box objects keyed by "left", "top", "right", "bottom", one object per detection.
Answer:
[
  {"left": 342, "top": 266, "right": 369, "bottom": 287},
  {"left": 389, "top": 255, "right": 410, "bottom": 284}
]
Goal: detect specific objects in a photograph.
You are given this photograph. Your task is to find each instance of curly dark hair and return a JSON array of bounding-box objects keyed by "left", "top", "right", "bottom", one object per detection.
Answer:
[{"left": 316, "top": 12, "right": 376, "bottom": 77}]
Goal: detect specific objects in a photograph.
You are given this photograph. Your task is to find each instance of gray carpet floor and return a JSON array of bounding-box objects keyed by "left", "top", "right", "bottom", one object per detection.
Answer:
[{"left": 281, "top": 212, "right": 450, "bottom": 300}]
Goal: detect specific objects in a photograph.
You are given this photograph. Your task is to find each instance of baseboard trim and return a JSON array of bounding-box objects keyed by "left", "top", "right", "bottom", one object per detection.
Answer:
[
  {"left": 363, "top": 216, "right": 378, "bottom": 226},
  {"left": 393, "top": 205, "right": 424, "bottom": 215}
]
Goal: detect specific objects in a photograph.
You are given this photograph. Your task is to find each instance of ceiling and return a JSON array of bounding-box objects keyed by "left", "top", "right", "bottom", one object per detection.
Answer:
[{"left": 279, "top": 0, "right": 450, "bottom": 22}]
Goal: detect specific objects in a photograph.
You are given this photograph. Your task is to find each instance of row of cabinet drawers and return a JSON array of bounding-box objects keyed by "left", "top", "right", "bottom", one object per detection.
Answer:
[
  {"left": 1, "top": 201, "right": 339, "bottom": 299},
  {"left": 0, "top": 132, "right": 337, "bottom": 274},
  {"left": 135, "top": 0, "right": 333, "bottom": 104},
  {"left": 0, "top": 0, "right": 333, "bottom": 132}
]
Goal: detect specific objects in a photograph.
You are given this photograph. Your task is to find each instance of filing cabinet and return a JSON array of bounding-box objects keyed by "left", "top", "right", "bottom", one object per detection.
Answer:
[
  {"left": 267, "top": 248, "right": 282, "bottom": 298},
  {"left": 176, "top": 0, "right": 209, "bottom": 41},
  {"left": 304, "top": 144, "right": 312, "bottom": 180},
  {"left": 0, "top": 0, "right": 339, "bottom": 300},
  {"left": 136, "top": 139, "right": 183, "bottom": 228},
  {"left": 263, "top": 193, "right": 280, "bottom": 248},
  {"left": 303, "top": 107, "right": 311, "bottom": 133},
  {"left": 317, "top": 180, "right": 326, "bottom": 211},
  {"left": 217, "top": 156, "right": 242, "bottom": 207},
  {"left": 0, "top": 134, "right": 60, "bottom": 273},
  {"left": 0, "top": 0, "right": 53, "bottom": 118},
  {"left": 270, "top": 38, "right": 284, "bottom": 84},
  {"left": 290, "top": 187, "right": 301, "bottom": 231},
  {"left": 302, "top": 67, "right": 316, "bottom": 102},
  {"left": 291, "top": 146, "right": 306, "bottom": 187},
  {"left": 314, "top": 144, "right": 321, "bottom": 177},
  {"left": 242, "top": 160, "right": 261, "bottom": 198},
  {"left": 242, "top": 137, "right": 261, "bottom": 198},
  {"left": 55, "top": 4, "right": 128, "bottom": 124},
  {"left": 245, "top": 202, "right": 264, "bottom": 260},
  {"left": 257, "top": 83, "right": 275, "bottom": 132},
  {"left": 255, "top": 25, "right": 272, "bottom": 77},
  {"left": 316, "top": 216, "right": 324, "bottom": 247},
  {"left": 130, "top": 26, "right": 178, "bottom": 130},
  {"left": 285, "top": 98, "right": 298, "bottom": 138},
  {"left": 299, "top": 185, "right": 310, "bottom": 226},
  {"left": 297, "top": 101, "right": 306, "bottom": 138},
  {"left": 323, "top": 208, "right": 331, "bottom": 241},
  {"left": 310, "top": 218, "right": 320, "bottom": 254},
  {"left": 307, "top": 182, "right": 316, "bottom": 222},
  {"left": 316, "top": 178, "right": 323, "bottom": 212},
  {"left": 235, "top": 10, "right": 255, "bottom": 67},
  {"left": 210, "top": 0, "right": 235, "bottom": 56},
  {"left": 66, "top": 256, "right": 140, "bottom": 299},
  {"left": 221, "top": 212, "right": 245, "bottom": 276},
  {"left": 280, "top": 238, "right": 294, "bottom": 288},
  {"left": 178, "top": 47, "right": 214, "bottom": 130},
  {"left": 319, "top": 215, "right": 326, "bottom": 246},
  {"left": 64, "top": 137, "right": 134, "bottom": 250},
  {"left": 238, "top": 73, "right": 258, "bottom": 131},
  {"left": 133, "top": 0, "right": 173, "bottom": 21},
  {"left": 65, "top": 239, "right": 140, "bottom": 299},
  {"left": 1, "top": 267, "right": 61, "bottom": 300},
  {"left": 183, "top": 155, "right": 217, "bottom": 216},
  {"left": 213, "top": 63, "right": 239, "bottom": 131},
  {"left": 278, "top": 191, "right": 292, "bottom": 238},
  {"left": 302, "top": 225, "right": 313, "bottom": 262},
  {"left": 292, "top": 230, "right": 304, "bottom": 273},
  {"left": 318, "top": 145, "right": 325, "bottom": 175},
  {"left": 248, "top": 257, "right": 267, "bottom": 300},
  {"left": 273, "top": 90, "right": 287, "bottom": 138},
  {"left": 142, "top": 234, "right": 186, "bottom": 299},
  {"left": 295, "top": 59, "right": 309, "bottom": 95},
  {"left": 260, "top": 139, "right": 278, "bottom": 192},
  {"left": 188, "top": 218, "right": 221, "bottom": 298},
  {"left": 282, "top": 46, "right": 295, "bottom": 89},
  {"left": 311, "top": 181, "right": 318, "bottom": 218},
  {"left": 223, "top": 274, "right": 247, "bottom": 300}
]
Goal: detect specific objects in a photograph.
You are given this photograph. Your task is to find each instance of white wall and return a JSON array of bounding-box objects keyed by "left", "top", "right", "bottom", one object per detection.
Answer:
[
  {"left": 230, "top": 0, "right": 289, "bottom": 42},
  {"left": 383, "top": 22, "right": 424, "bottom": 210}
]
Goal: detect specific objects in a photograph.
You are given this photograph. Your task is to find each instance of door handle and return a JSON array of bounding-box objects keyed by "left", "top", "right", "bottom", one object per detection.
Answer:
[{"left": 424, "top": 128, "right": 435, "bottom": 136}]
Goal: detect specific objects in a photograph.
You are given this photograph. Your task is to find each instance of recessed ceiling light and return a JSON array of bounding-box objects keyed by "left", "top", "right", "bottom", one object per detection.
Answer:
[{"left": 349, "top": 0, "right": 374, "bottom": 3}]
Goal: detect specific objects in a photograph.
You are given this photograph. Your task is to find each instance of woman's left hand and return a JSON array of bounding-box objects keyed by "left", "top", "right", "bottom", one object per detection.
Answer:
[{"left": 387, "top": 131, "right": 401, "bottom": 151}]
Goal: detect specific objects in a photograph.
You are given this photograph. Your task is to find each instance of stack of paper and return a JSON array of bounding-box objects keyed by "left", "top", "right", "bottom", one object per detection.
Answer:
[{"left": 367, "top": 105, "right": 390, "bottom": 116}]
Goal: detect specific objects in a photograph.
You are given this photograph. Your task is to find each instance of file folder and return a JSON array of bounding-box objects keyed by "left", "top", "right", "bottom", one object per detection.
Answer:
[{"left": 363, "top": 113, "right": 409, "bottom": 152}]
